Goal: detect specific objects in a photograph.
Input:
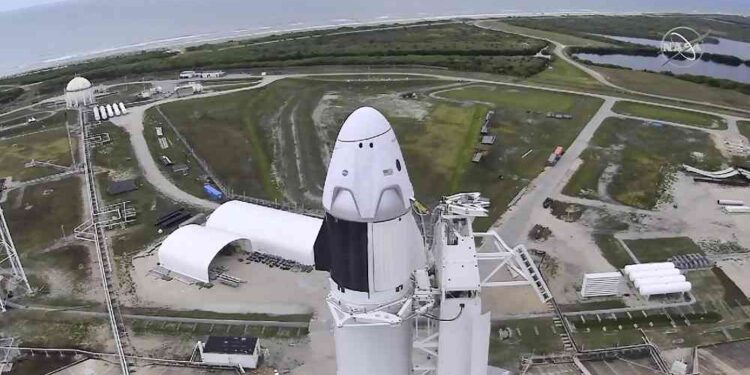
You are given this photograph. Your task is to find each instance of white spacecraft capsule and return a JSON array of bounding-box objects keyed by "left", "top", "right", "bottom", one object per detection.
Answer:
[{"left": 314, "top": 107, "right": 425, "bottom": 375}]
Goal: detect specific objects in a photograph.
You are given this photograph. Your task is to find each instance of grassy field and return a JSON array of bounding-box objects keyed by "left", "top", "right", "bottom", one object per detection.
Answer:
[
  {"left": 92, "top": 122, "right": 183, "bottom": 256},
  {"left": 0, "top": 311, "right": 106, "bottom": 349},
  {"left": 594, "top": 66, "right": 750, "bottom": 112},
  {"left": 738, "top": 121, "right": 750, "bottom": 141},
  {"left": 0, "top": 129, "right": 75, "bottom": 182},
  {"left": 624, "top": 236, "right": 703, "bottom": 263},
  {"left": 563, "top": 117, "right": 725, "bottom": 209},
  {"left": 436, "top": 84, "right": 603, "bottom": 227},
  {"left": 1, "top": 177, "right": 82, "bottom": 255},
  {"left": 153, "top": 79, "right": 602, "bottom": 227},
  {"left": 489, "top": 318, "right": 563, "bottom": 368},
  {"left": 687, "top": 268, "right": 749, "bottom": 306},
  {"left": 123, "top": 306, "right": 311, "bottom": 323},
  {"left": 612, "top": 101, "right": 727, "bottom": 130},
  {"left": 26, "top": 245, "right": 91, "bottom": 293},
  {"left": 593, "top": 234, "right": 633, "bottom": 269}
]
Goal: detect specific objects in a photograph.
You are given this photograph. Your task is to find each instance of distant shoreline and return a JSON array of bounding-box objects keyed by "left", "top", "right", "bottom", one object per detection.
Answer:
[{"left": 0, "top": 10, "right": 698, "bottom": 79}]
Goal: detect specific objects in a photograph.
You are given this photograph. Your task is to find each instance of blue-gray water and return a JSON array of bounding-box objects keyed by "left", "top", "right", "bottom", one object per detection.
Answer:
[
  {"left": 574, "top": 53, "right": 750, "bottom": 84},
  {"left": 1, "top": 0, "right": 749, "bottom": 77}
]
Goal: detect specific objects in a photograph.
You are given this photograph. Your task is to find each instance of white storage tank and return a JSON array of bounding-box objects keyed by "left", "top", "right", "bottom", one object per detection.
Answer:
[
  {"left": 633, "top": 274, "right": 686, "bottom": 288},
  {"left": 99, "top": 105, "right": 108, "bottom": 120},
  {"left": 623, "top": 262, "right": 675, "bottom": 275},
  {"left": 717, "top": 199, "right": 744, "bottom": 206},
  {"left": 628, "top": 268, "right": 680, "bottom": 281},
  {"left": 118, "top": 102, "right": 127, "bottom": 114},
  {"left": 106, "top": 104, "right": 114, "bottom": 118},
  {"left": 112, "top": 103, "right": 121, "bottom": 116},
  {"left": 638, "top": 281, "right": 692, "bottom": 297},
  {"left": 93, "top": 106, "right": 101, "bottom": 121}
]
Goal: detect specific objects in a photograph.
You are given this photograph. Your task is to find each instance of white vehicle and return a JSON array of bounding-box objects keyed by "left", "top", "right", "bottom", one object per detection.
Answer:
[
  {"left": 93, "top": 106, "right": 101, "bottom": 121},
  {"left": 99, "top": 105, "right": 108, "bottom": 120},
  {"left": 105, "top": 104, "right": 114, "bottom": 118},
  {"left": 112, "top": 103, "right": 121, "bottom": 116},
  {"left": 118, "top": 102, "right": 127, "bottom": 114}
]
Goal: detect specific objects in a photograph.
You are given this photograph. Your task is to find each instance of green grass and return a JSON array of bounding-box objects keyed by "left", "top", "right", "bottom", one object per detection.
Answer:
[
  {"left": 593, "top": 65, "right": 750, "bottom": 112},
  {"left": 152, "top": 79, "right": 603, "bottom": 228},
  {"left": 437, "top": 84, "right": 581, "bottom": 113},
  {"left": 687, "top": 268, "right": 749, "bottom": 305},
  {"left": 0, "top": 311, "right": 106, "bottom": 350},
  {"left": 123, "top": 306, "right": 312, "bottom": 323},
  {"left": 1, "top": 177, "right": 82, "bottom": 254},
  {"left": 593, "top": 234, "right": 633, "bottom": 269},
  {"left": 624, "top": 236, "right": 703, "bottom": 263},
  {"left": 612, "top": 101, "right": 727, "bottom": 130},
  {"left": 489, "top": 318, "right": 563, "bottom": 368},
  {"left": 92, "top": 122, "right": 184, "bottom": 255},
  {"left": 738, "top": 121, "right": 750, "bottom": 141},
  {"left": 27, "top": 245, "right": 91, "bottom": 293},
  {"left": 563, "top": 117, "right": 725, "bottom": 209},
  {"left": 0, "top": 114, "right": 77, "bottom": 181},
  {"left": 528, "top": 56, "right": 602, "bottom": 90}
]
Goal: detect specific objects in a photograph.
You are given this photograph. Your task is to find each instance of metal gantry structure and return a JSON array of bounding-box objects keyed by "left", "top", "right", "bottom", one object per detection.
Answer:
[
  {"left": 0, "top": 206, "right": 31, "bottom": 313},
  {"left": 77, "top": 109, "right": 131, "bottom": 374}
]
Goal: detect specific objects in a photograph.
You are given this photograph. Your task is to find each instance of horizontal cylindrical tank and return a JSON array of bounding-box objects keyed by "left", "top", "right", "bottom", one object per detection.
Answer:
[
  {"left": 105, "top": 104, "right": 114, "bottom": 118},
  {"left": 633, "top": 274, "right": 686, "bottom": 288},
  {"left": 724, "top": 205, "right": 750, "bottom": 214},
  {"left": 623, "top": 262, "right": 675, "bottom": 275},
  {"left": 717, "top": 199, "right": 744, "bottom": 206},
  {"left": 639, "top": 281, "right": 692, "bottom": 297},
  {"left": 92, "top": 106, "right": 101, "bottom": 121},
  {"left": 113, "top": 103, "right": 121, "bottom": 116},
  {"left": 628, "top": 268, "right": 680, "bottom": 281},
  {"left": 118, "top": 102, "right": 127, "bottom": 114},
  {"left": 99, "top": 106, "right": 108, "bottom": 120}
]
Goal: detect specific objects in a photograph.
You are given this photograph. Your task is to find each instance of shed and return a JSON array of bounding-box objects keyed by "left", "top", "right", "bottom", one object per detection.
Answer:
[
  {"left": 200, "top": 336, "right": 259, "bottom": 369},
  {"left": 471, "top": 152, "right": 483, "bottom": 163},
  {"left": 107, "top": 179, "right": 138, "bottom": 195},
  {"left": 481, "top": 135, "right": 496, "bottom": 145}
]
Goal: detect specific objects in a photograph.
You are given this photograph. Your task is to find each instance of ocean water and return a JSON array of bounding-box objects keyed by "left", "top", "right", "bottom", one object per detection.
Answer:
[{"left": 1, "top": 0, "right": 749, "bottom": 77}]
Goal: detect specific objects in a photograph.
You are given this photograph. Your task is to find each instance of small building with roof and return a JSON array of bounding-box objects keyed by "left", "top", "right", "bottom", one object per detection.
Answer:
[
  {"left": 65, "top": 76, "right": 96, "bottom": 108},
  {"left": 198, "top": 336, "right": 260, "bottom": 369}
]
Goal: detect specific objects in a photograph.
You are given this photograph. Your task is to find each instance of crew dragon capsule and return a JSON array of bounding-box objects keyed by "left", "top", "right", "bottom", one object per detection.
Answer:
[{"left": 313, "top": 107, "right": 425, "bottom": 375}]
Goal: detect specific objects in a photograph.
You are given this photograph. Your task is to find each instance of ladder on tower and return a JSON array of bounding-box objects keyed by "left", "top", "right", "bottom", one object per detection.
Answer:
[{"left": 514, "top": 245, "right": 552, "bottom": 303}]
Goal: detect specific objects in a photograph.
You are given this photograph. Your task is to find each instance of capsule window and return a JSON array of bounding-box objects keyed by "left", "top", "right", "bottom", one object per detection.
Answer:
[
  {"left": 369, "top": 142, "right": 373, "bottom": 148},
  {"left": 396, "top": 159, "right": 402, "bottom": 171},
  {"left": 358, "top": 143, "right": 363, "bottom": 148}
]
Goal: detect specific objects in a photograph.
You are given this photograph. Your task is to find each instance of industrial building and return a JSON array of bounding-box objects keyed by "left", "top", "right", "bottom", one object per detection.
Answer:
[
  {"left": 65, "top": 76, "right": 95, "bottom": 108},
  {"left": 198, "top": 336, "right": 260, "bottom": 369},
  {"left": 158, "top": 200, "right": 321, "bottom": 282}
]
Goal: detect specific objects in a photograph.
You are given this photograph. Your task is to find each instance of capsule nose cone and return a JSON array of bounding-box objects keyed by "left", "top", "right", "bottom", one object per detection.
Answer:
[{"left": 336, "top": 107, "right": 392, "bottom": 142}]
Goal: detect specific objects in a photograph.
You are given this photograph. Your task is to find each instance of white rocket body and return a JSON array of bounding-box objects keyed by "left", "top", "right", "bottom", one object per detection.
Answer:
[{"left": 314, "top": 107, "right": 425, "bottom": 375}]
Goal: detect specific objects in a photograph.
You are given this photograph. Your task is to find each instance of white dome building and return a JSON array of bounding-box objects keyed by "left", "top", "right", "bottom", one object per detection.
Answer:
[{"left": 65, "top": 76, "right": 95, "bottom": 108}]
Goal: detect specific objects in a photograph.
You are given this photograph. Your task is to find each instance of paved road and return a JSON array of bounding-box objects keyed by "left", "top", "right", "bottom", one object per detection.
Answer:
[
  {"left": 492, "top": 98, "right": 615, "bottom": 244},
  {"left": 108, "top": 76, "right": 287, "bottom": 210}
]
